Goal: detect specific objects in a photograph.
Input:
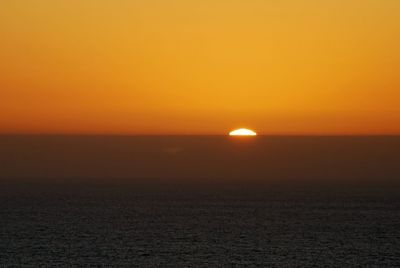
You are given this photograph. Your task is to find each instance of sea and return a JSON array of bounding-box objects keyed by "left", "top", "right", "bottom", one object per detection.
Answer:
[{"left": 0, "top": 136, "right": 399, "bottom": 267}]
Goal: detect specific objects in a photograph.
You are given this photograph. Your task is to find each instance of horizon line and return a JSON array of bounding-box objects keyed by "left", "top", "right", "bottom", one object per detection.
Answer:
[{"left": 1, "top": 133, "right": 400, "bottom": 137}]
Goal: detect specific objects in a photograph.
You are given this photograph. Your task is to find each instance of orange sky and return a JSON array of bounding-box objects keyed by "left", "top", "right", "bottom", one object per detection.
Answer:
[{"left": 1, "top": 0, "right": 400, "bottom": 135}]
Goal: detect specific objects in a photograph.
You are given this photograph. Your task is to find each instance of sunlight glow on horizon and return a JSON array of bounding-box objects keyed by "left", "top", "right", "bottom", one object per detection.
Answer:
[{"left": 229, "top": 129, "right": 257, "bottom": 136}]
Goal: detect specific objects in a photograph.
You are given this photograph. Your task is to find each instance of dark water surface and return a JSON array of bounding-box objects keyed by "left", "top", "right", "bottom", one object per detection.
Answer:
[
  {"left": 1, "top": 186, "right": 400, "bottom": 267},
  {"left": 1, "top": 136, "right": 400, "bottom": 266},
  {"left": 0, "top": 135, "right": 399, "bottom": 183}
]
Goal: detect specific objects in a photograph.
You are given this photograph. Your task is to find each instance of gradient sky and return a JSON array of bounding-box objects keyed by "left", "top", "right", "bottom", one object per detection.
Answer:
[{"left": 1, "top": 0, "right": 400, "bottom": 135}]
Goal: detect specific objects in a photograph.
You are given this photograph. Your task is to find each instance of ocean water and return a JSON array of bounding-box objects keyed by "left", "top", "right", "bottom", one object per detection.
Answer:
[
  {"left": 1, "top": 136, "right": 400, "bottom": 266},
  {"left": 1, "top": 186, "right": 400, "bottom": 267},
  {"left": 0, "top": 135, "right": 399, "bottom": 183}
]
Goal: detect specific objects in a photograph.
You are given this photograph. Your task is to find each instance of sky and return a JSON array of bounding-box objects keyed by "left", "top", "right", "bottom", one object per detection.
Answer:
[{"left": 1, "top": 0, "right": 400, "bottom": 135}]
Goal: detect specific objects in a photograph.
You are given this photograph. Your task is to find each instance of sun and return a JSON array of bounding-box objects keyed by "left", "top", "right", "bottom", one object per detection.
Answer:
[{"left": 229, "top": 128, "right": 257, "bottom": 136}]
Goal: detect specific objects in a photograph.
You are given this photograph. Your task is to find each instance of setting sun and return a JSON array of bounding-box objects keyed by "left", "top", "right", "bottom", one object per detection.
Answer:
[{"left": 229, "top": 129, "right": 257, "bottom": 136}]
